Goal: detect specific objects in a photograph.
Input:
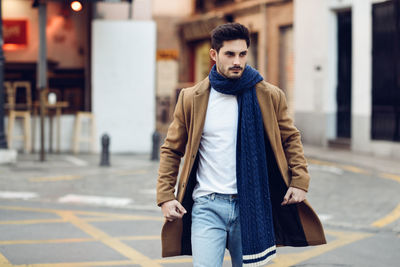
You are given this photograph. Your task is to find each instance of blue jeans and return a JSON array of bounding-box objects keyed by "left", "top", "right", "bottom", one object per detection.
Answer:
[{"left": 191, "top": 193, "right": 242, "bottom": 267}]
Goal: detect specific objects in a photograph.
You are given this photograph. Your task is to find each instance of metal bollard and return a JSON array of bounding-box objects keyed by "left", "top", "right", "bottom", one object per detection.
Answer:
[
  {"left": 151, "top": 131, "right": 161, "bottom": 161},
  {"left": 100, "top": 134, "right": 110, "bottom": 166}
]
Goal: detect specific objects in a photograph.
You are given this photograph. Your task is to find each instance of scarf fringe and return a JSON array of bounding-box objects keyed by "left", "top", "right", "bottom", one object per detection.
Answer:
[
  {"left": 243, "top": 245, "right": 276, "bottom": 260},
  {"left": 243, "top": 252, "right": 276, "bottom": 266}
]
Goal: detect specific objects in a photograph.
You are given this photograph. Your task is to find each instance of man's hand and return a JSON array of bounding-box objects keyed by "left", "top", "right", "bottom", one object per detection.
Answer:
[
  {"left": 281, "top": 187, "right": 306, "bottom": 206},
  {"left": 161, "top": 200, "right": 187, "bottom": 222}
]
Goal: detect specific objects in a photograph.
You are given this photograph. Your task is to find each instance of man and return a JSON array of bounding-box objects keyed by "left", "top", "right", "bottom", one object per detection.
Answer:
[{"left": 157, "top": 23, "right": 326, "bottom": 267}]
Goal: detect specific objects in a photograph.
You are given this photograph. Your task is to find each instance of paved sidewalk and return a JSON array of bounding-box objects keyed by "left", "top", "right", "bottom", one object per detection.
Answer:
[
  {"left": 0, "top": 147, "right": 399, "bottom": 266},
  {"left": 0, "top": 152, "right": 160, "bottom": 211},
  {"left": 7, "top": 144, "right": 399, "bottom": 173},
  {"left": 304, "top": 145, "right": 400, "bottom": 175}
]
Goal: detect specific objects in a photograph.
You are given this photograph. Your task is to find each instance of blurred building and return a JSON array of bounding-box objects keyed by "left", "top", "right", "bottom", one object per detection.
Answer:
[
  {"left": 152, "top": 0, "right": 193, "bottom": 135},
  {"left": 8, "top": 0, "right": 399, "bottom": 158},
  {"left": 294, "top": 0, "right": 400, "bottom": 158},
  {"left": 3, "top": 0, "right": 90, "bottom": 114},
  {"left": 176, "top": 0, "right": 296, "bottom": 116},
  {"left": 2, "top": 0, "right": 156, "bottom": 153}
]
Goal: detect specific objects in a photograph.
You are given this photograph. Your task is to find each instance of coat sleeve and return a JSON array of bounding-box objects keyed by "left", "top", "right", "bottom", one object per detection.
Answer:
[
  {"left": 276, "top": 89, "right": 310, "bottom": 192},
  {"left": 157, "top": 89, "right": 188, "bottom": 206}
]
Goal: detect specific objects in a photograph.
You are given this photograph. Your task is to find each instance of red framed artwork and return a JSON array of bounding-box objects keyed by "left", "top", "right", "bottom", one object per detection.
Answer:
[{"left": 2, "top": 19, "right": 28, "bottom": 50}]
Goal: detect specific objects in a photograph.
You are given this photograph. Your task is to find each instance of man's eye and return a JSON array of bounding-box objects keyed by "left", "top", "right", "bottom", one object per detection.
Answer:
[{"left": 240, "top": 52, "right": 247, "bottom": 57}]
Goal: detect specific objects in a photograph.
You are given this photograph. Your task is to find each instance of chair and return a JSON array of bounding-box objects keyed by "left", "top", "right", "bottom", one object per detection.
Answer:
[
  {"left": 6, "top": 81, "right": 32, "bottom": 153},
  {"left": 73, "top": 111, "right": 96, "bottom": 154}
]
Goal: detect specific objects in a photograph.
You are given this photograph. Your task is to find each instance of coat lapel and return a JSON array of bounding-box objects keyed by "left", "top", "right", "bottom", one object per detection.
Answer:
[
  {"left": 191, "top": 78, "right": 211, "bottom": 157},
  {"left": 256, "top": 83, "right": 279, "bottom": 155}
]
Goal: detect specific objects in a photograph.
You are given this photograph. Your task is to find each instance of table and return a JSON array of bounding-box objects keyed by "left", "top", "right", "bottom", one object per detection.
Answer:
[{"left": 33, "top": 101, "right": 69, "bottom": 153}]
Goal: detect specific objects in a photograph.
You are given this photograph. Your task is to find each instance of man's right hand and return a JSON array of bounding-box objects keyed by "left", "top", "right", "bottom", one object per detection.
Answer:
[{"left": 161, "top": 200, "right": 187, "bottom": 222}]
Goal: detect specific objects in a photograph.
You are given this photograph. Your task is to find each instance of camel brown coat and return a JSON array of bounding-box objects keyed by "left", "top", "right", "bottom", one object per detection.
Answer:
[{"left": 157, "top": 78, "right": 326, "bottom": 257}]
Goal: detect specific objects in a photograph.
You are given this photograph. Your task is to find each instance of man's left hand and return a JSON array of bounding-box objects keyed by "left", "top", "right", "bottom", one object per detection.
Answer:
[{"left": 281, "top": 187, "right": 306, "bottom": 206}]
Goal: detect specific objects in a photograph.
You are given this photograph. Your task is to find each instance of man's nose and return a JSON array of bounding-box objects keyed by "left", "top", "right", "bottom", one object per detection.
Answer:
[{"left": 233, "top": 56, "right": 241, "bottom": 65}]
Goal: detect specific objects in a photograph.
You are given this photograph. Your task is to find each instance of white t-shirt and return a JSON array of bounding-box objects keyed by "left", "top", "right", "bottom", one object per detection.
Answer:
[{"left": 192, "top": 87, "right": 238, "bottom": 200}]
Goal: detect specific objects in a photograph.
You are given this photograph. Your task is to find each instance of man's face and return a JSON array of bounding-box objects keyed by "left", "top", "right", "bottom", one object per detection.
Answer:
[{"left": 210, "top": 39, "right": 248, "bottom": 79}]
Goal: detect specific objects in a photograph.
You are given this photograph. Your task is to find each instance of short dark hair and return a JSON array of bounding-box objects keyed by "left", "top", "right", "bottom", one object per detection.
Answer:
[{"left": 211, "top": 23, "right": 250, "bottom": 52}]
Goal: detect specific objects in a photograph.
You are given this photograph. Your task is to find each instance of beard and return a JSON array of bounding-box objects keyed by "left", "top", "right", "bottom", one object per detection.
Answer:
[{"left": 217, "top": 64, "right": 245, "bottom": 80}]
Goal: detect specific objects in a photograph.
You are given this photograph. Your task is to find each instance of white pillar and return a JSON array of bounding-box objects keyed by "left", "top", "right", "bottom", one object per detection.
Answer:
[
  {"left": 351, "top": 0, "right": 372, "bottom": 152},
  {"left": 92, "top": 21, "right": 156, "bottom": 153},
  {"left": 294, "top": 0, "right": 332, "bottom": 146}
]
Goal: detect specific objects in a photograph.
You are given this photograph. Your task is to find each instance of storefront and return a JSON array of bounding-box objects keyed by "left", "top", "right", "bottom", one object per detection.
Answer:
[
  {"left": 1, "top": 0, "right": 156, "bottom": 154},
  {"left": 3, "top": 0, "right": 91, "bottom": 114}
]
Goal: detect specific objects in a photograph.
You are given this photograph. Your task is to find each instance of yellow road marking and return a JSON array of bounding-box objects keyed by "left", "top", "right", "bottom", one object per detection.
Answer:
[
  {"left": 0, "top": 219, "right": 66, "bottom": 225},
  {"left": 0, "top": 216, "right": 162, "bottom": 225},
  {"left": 0, "top": 205, "right": 56, "bottom": 214},
  {"left": 308, "top": 159, "right": 370, "bottom": 174},
  {"left": 118, "top": 235, "right": 160, "bottom": 241},
  {"left": 84, "top": 216, "right": 163, "bottom": 222},
  {"left": 380, "top": 173, "right": 400, "bottom": 183},
  {"left": 13, "top": 260, "right": 134, "bottom": 267},
  {"left": 308, "top": 161, "right": 400, "bottom": 229},
  {"left": 340, "top": 165, "right": 368, "bottom": 174},
  {"left": 6, "top": 229, "right": 365, "bottom": 266},
  {"left": 310, "top": 158, "right": 400, "bottom": 179},
  {"left": 0, "top": 252, "right": 12, "bottom": 266},
  {"left": 308, "top": 159, "right": 335, "bottom": 166},
  {"left": 0, "top": 206, "right": 163, "bottom": 221},
  {"left": 75, "top": 212, "right": 163, "bottom": 222},
  {"left": 0, "top": 238, "right": 94, "bottom": 245},
  {"left": 57, "top": 211, "right": 162, "bottom": 267},
  {"left": 114, "top": 169, "right": 148, "bottom": 176},
  {"left": 29, "top": 175, "right": 82, "bottom": 182},
  {"left": 0, "top": 205, "right": 376, "bottom": 267},
  {"left": 268, "top": 230, "right": 372, "bottom": 267},
  {"left": 0, "top": 236, "right": 160, "bottom": 246},
  {"left": 71, "top": 209, "right": 163, "bottom": 221},
  {"left": 155, "top": 256, "right": 231, "bottom": 264},
  {"left": 154, "top": 258, "right": 193, "bottom": 263},
  {"left": 371, "top": 203, "right": 400, "bottom": 228},
  {"left": 73, "top": 209, "right": 156, "bottom": 218}
]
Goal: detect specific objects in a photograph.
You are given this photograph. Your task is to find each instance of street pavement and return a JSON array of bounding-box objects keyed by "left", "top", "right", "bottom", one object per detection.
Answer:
[{"left": 0, "top": 145, "right": 399, "bottom": 267}]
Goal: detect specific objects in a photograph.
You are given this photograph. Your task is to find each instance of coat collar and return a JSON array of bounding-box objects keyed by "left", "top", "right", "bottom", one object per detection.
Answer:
[
  {"left": 194, "top": 77, "right": 211, "bottom": 96},
  {"left": 191, "top": 77, "right": 211, "bottom": 154}
]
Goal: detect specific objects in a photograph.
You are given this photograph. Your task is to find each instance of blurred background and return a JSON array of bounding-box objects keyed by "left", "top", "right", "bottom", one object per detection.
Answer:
[
  {"left": 1, "top": 1, "right": 400, "bottom": 266},
  {"left": 1, "top": 0, "right": 400, "bottom": 159}
]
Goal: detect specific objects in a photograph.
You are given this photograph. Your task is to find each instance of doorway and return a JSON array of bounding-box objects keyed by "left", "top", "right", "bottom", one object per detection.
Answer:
[
  {"left": 372, "top": 0, "right": 400, "bottom": 142},
  {"left": 336, "top": 11, "right": 352, "bottom": 140}
]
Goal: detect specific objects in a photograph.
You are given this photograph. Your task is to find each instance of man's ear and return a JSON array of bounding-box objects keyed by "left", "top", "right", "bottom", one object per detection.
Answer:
[{"left": 209, "top": 49, "right": 217, "bottom": 62}]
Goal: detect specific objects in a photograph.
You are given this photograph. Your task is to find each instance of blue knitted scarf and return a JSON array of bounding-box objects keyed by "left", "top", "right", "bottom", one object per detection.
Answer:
[{"left": 209, "top": 64, "right": 276, "bottom": 266}]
